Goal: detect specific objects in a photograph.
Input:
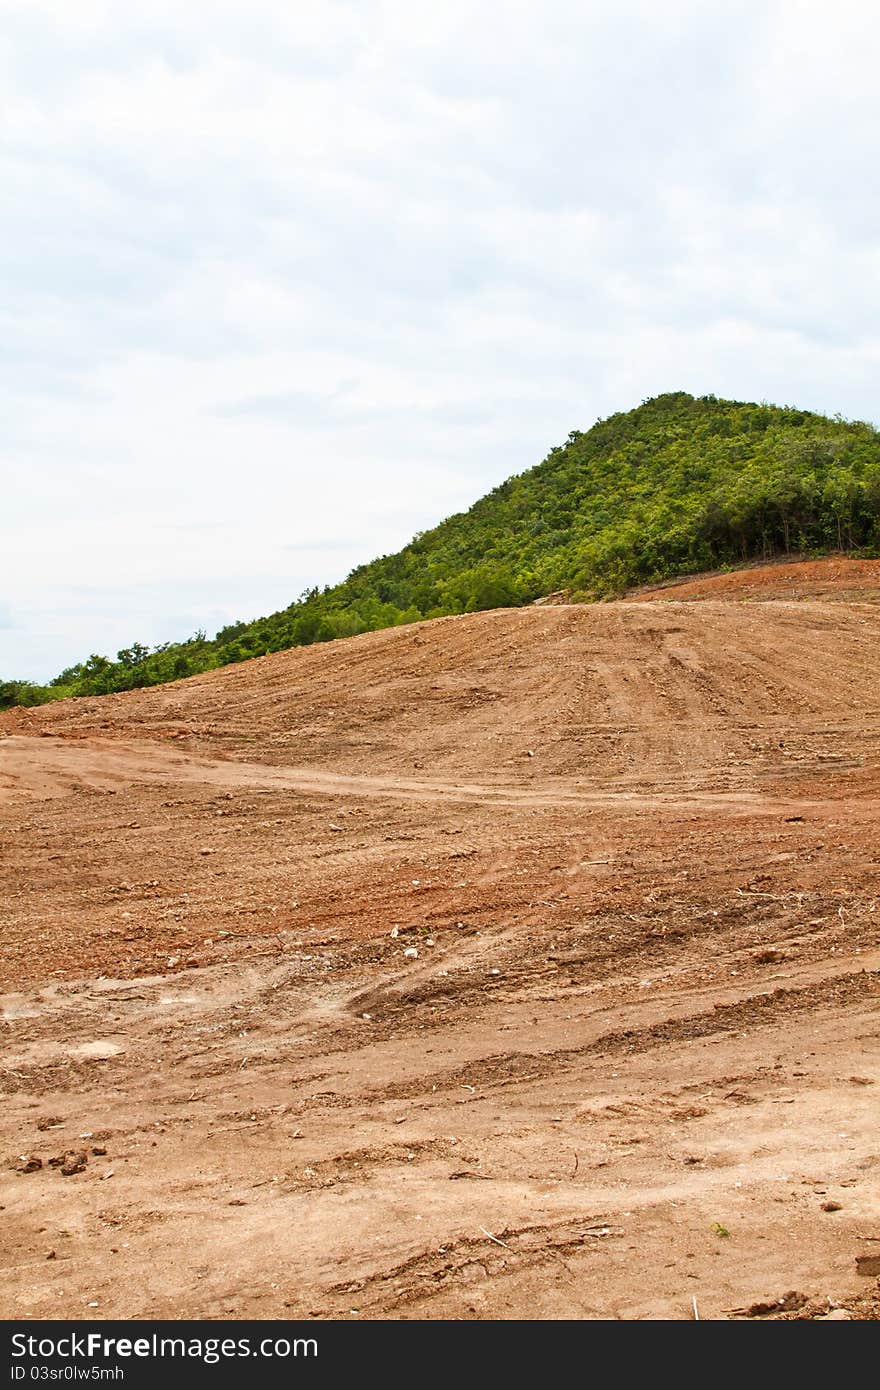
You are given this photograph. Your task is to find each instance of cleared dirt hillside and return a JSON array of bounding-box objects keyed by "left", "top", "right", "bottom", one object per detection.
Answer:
[
  {"left": 1, "top": 560, "right": 878, "bottom": 1320},
  {"left": 3, "top": 587, "right": 880, "bottom": 791},
  {"left": 624, "top": 556, "right": 880, "bottom": 603}
]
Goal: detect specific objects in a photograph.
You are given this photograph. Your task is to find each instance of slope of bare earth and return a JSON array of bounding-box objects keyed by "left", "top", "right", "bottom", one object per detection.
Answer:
[
  {"left": 622, "top": 555, "right": 880, "bottom": 603},
  {"left": 1, "top": 560, "right": 878, "bottom": 1321}
]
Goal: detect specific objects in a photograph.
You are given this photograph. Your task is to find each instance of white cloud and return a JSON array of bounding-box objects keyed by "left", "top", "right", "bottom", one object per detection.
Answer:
[{"left": 1, "top": 0, "right": 878, "bottom": 678}]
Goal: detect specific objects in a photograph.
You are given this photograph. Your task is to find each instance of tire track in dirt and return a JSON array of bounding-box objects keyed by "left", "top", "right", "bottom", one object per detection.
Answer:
[
  {"left": 368, "top": 963, "right": 880, "bottom": 1102},
  {"left": 0, "top": 735, "right": 856, "bottom": 816}
]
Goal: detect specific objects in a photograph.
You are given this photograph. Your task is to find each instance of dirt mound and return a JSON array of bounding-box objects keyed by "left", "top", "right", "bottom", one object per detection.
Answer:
[
  {"left": 1, "top": 558, "right": 878, "bottom": 1321},
  {"left": 626, "top": 556, "right": 880, "bottom": 603},
  {"left": 3, "top": 587, "right": 879, "bottom": 792}
]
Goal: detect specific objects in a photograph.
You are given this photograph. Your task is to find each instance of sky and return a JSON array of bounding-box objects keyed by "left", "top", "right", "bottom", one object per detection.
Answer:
[{"left": 2, "top": 0, "right": 879, "bottom": 680}]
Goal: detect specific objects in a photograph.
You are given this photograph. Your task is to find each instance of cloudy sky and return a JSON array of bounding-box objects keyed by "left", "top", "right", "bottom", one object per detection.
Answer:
[{"left": 2, "top": 0, "right": 878, "bottom": 679}]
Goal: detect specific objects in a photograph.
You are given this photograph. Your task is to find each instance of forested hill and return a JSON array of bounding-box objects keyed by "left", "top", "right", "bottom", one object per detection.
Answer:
[{"left": 5, "top": 391, "right": 880, "bottom": 707}]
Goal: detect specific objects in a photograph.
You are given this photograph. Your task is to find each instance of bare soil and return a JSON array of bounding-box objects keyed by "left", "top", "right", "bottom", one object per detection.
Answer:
[
  {"left": 623, "top": 555, "right": 880, "bottom": 603},
  {"left": 1, "top": 562, "right": 879, "bottom": 1321}
]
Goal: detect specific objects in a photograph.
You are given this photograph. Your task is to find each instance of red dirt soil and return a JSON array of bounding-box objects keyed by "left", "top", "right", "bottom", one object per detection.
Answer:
[
  {"left": 623, "top": 555, "right": 880, "bottom": 603},
  {"left": 1, "top": 559, "right": 878, "bottom": 1321}
]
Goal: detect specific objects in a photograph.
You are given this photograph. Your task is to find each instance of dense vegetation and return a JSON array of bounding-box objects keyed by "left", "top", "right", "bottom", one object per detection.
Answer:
[{"left": 4, "top": 391, "right": 879, "bottom": 708}]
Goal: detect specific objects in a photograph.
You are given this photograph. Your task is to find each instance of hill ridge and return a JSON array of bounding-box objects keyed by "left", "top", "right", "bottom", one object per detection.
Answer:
[{"left": 4, "top": 390, "right": 879, "bottom": 707}]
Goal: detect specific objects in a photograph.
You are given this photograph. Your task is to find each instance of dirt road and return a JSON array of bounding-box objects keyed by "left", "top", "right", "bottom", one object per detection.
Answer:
[{"left": 2, "top": 571, "right": 878, "bottom": 1319}]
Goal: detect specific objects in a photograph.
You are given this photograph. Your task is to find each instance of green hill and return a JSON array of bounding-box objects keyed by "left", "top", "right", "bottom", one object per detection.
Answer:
[{"left": 4, "top": 391, "right": 879, "bottom": 708}]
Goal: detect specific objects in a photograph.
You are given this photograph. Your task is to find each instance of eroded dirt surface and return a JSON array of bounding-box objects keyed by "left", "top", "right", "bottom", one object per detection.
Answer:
[{"left": 1, "top": 567, "right": 878, "bottom": 1320}]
